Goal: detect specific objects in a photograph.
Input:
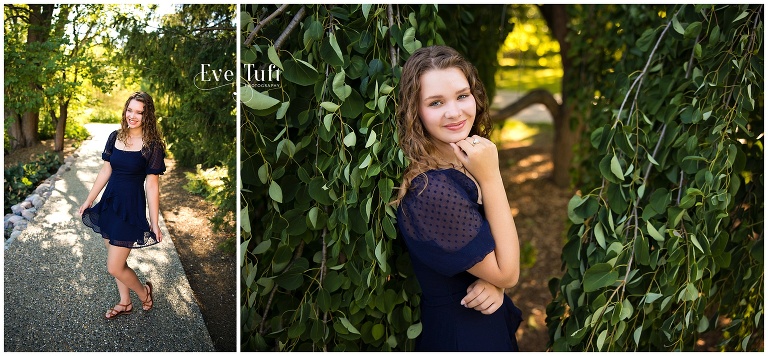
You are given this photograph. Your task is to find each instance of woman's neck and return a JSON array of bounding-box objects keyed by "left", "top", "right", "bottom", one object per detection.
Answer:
[
  {"left": 432, "top": 140, "right": 461, "bottom": 168},
  {"left": 127, "top": 128, "right": 143, "bottom": 137}
]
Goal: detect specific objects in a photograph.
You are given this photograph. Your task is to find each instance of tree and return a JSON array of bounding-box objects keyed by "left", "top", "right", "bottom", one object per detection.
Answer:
[
  {"left": 546, "top": 4, "right": 763, "bottom": 351},
  {"left": 44, "top": 4, "right": 116, "bottom": 151},
  {"left": 240, "top": 4, "right": 453, "bottom": 351},
  {"left": 4, "top": 4, "right": 54, "bottom": 149},
  {"left": 120, "top": 4, "right": 237, "bottom": 230}
]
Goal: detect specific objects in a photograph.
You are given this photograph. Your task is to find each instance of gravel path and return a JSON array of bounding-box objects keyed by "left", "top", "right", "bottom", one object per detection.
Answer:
[{"left": 4, "top": 123, "right": 215, "bottom": 352}]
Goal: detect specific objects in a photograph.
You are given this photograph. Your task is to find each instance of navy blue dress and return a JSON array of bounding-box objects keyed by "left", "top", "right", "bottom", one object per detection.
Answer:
[
  {"left": 82, "top": 130, "right": 166, "bottom": 248},
  {"left": 397, "top": 168, "right": 523, "bottom": 351}
]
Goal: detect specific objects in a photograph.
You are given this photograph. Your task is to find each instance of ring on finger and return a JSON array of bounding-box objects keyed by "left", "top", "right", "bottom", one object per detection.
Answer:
[{"left": 471, "top": 138, "right": 479, "bottom": 146}]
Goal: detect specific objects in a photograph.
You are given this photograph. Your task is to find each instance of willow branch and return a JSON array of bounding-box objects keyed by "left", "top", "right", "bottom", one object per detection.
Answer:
[
  {"left": 617, "top": 6, "right": 683, "bottom": 126},
  {"left": 244, "top": 4, "right": 289, "bottom": 47},
  {"left": 387, "top": 4, "right": 398, "bottom": 69},
  {"left": 258, "top": 240, "right": 305, "bottom": 334}
]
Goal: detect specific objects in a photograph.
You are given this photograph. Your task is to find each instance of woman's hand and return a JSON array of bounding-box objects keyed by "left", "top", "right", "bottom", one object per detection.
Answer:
[
  {"left": 461, "top": 278, "right": 505, "bottom": 315},
  {"left": 152, "top": 224, "right": 163, "bottom": 243},
  {"left": 78, "top": 201, "right": 92, "bottom": 216},
  {"left": 449, "top": 135, "right": 501, "bottom": 185}
]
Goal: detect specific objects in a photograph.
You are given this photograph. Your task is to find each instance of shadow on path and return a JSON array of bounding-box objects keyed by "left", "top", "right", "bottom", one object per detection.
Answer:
[{"left": 4, "top": 123, "right": 215, "bottom": 352}]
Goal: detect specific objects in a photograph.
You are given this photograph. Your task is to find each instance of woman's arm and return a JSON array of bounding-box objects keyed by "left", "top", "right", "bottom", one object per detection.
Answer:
[
  {"left": 145, "top": 174, "right": 162, "bottom": 242},
  {"left": 451, "top": 136, "right": 520, "bottom": 288},
  {"left": 78, "top": 162, "right": 112, "bottom": 215}
]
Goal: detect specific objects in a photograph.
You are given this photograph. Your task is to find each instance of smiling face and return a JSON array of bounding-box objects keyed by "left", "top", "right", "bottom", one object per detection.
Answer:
[
  {"left": 417, "top": 67, "right": 476, "bottom": 152},
  {"left": 124, "top": 99, "right": 145, "bottom": 129}
]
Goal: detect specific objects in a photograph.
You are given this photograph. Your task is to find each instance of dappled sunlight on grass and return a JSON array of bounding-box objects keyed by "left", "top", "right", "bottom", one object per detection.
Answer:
[
  {"left": 495, "top": 66, "right": 563, "bottom": 94},
  {"left": 492, "top": 119, "right": 553, "bottom": 150}
]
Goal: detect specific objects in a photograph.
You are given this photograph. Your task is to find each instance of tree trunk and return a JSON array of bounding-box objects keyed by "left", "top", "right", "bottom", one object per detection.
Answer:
[
  {"left": 14, "top": 4, "right": 55, "bottom": 148},
  {"left": 6, "top": 109, "right": 22, "bottom": 149},
  {"left": 54, "top": 101, "right": 68, "bottom": 152},
  {"left": 539, "top": 4, "right": 580, "bottom": 188}
]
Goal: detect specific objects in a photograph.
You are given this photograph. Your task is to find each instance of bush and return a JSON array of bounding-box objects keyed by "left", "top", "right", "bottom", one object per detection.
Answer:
[
  {"left": 183, "top": 164, "right": 228, "bottom": 204},
  {"left": 38, "top": 118, "right": 90, "bottom": 142},
  {"left": 4, "top": 151, "right": 62, "bottom": 214},
  {"left": 85, "top": 107, "right": 121, "bottom": 124}
]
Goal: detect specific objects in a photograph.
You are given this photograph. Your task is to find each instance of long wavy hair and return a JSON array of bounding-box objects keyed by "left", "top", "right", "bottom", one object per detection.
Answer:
[
  {"left": 117, "top": 91, "right": 165, "bottom": 154},
  {"left": 393, "top": 45, "right": 493, "bottom": 205}
]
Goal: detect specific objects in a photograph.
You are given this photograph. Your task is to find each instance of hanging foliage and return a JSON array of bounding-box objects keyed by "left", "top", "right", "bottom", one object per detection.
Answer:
[
  {"left": 547, "top": 4, "right": 763, "bottom": 351},
  {"left": 240, "top": 4, "right": 449, "bottom": 351}
]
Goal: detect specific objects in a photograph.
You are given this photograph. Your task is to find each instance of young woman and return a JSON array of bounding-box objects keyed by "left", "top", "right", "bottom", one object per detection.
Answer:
[
  {"left": 79, "top": 91, "right": 166, "bottom": 319},
  {"left": 395, "top": 46, "right": 523, "bottom": 351}
]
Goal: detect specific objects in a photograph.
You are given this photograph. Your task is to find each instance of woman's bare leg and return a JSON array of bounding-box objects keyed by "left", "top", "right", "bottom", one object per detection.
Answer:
[{"left": 104, "top": 241, "right": 152, "bottom": 315}]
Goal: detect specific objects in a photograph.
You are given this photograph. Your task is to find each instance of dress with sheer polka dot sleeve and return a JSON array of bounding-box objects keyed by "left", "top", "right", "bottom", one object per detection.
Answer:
[
  {"left": 397, "top": 168, "right": 522, "bottom": 351},
  {"left": 82, "top": 130, "right": 165, "bottom": 249}
]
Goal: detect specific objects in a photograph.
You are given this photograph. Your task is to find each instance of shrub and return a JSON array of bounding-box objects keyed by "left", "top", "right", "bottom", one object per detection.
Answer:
[{"left": 4, "top": 151, "right": 62, "bottom": 214}]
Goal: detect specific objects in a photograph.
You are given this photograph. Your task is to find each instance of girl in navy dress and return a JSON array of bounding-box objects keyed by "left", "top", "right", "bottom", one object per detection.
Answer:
[
  {"left": 79, "top": 91, "right": 166, "bottom": 319},
  {"left": 395, "top": 46, "right": 523, "bottom": 351}
]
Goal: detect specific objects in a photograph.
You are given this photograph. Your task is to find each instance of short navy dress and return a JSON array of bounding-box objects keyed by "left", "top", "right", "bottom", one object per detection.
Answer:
[
  {"left": 397, "top": 169, "right": 523, "bottom": 351},
  {"left": 82, "top": 130, "right": 165, "bottom": 248}
]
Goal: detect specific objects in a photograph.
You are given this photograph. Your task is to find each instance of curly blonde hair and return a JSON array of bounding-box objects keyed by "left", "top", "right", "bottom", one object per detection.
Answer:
[
  {"left": 393, "top": 45, "right": 493, "bottom": 205},
  {"left": 117, "top": 91, "right": 165, "bottom": 154}
]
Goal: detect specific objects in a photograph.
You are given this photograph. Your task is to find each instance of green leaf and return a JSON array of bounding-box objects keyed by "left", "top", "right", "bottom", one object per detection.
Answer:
[
  {"left": 321, "top": 101, "right": 340, "bottom": 112},
  {"left": 303, "top": 19, "right": 323, "bottom": 48},
  {"left": 362, "top": 4, "right": 372, "bottom": 20},
  {"left": 633, "top": 326, "right": 642, "bottom": 346},
  {"left": 594, "top": 222, "right": 606, "bottom": 249},
  {"left": 329, "top": 32, "right": 344, "bottom": 65},
  {"left": 371, "top": 323, "right": 385, "bottom": 340},
  {"left": 610, "top": 154, "right": 624, "bottom": 180},
  {"left": 343, "top": 131, "right": 356, "bottom": 147},
  {"left": 645, "top": 292, "right": 664, "bottom": 304},
  {"left": 253, "top": 239, "right": 272, "bottom": 254},
  {"left": 597, "top": 329, "right": 608, "bottom": 351},
  {"left": 402, "top": 27, "right": 422, "bottom": 54},
  {"left": 567, "top": 195, "right": 587, "bottom": 224},
  {"left": 267, "top": 46, "right": 283, "bottom": 70},
  {"left": 308, "top": 206, "right": 319, "bottom": 228},
  {"left": 672, "top": 15, "right": 685, "bottom": 35},
  {"left": 679, "top": 282, "right": 699, "bottom": 302},
  {"left": 283, "top": 58, "right": 319, "bottom": 86},
  {"left": 365, "top": 130, "right": 377, "bottom": 148},
  {"left": 406, "top": 322, "right": 422, "bottom": 339},
  {"left": 339, "top": 317, "right": 360, "bottom": 334},
  {"left": 636, "top": 28, "right": 656, "bottom": 52},
  {"left": 323, "top": 113, "right": 334, "bottom": 132},
  {"left": 240, "top": 11, "right": 252, "bottom": 30},
  {"left": 241, "top": 86, "right": 280, "bottom": 110},
  {"left": 269, "top": 181, "right": 283, "bottom": 203},
  {"left": 646, "top": 221, "right": 665, "bottom": 242},
  {"left": 583, "top": 263, "right": 618, "bottom": 292},
  {"left": 257, "top": 163, "right": 269, "bottom": 184},
  {"left": 332, "top": 71, "right": 351, "bottom": 100},
  {"left": 684, "top": 21, "right": 702, "bottom": 39}
]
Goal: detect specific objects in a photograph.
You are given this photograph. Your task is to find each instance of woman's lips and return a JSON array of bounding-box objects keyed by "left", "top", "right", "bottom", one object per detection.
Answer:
[{"left": 444, "top": 120, "right": 466, "bottom": 131}]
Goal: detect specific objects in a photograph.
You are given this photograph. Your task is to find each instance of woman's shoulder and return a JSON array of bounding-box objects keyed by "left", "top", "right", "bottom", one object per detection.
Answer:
[{"left": 405, "top": 168, "right": 472, "bottom": 201}]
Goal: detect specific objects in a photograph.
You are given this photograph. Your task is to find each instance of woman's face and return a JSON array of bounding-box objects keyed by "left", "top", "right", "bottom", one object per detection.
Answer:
[
  {"left": 125, "top": 99, "right": 145, "bottom": 129},
  {"left": 417, "top": 67, "right": 476, "bottom": 149}
]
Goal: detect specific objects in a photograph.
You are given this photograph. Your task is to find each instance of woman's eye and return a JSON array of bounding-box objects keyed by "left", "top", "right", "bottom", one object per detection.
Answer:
[
  {"left": 458, "top": 94, "right": 469, "bottom": 100},
  {"left": 428, "top": 101, "right": 442, "bottom": 107}
]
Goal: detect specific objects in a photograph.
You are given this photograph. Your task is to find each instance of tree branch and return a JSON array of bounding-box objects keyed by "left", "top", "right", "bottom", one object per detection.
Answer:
[
  {"left": 193, "top": 26, "right": 236, "bottom": 32},
  {"left": 244, "top": 4, "right": 290, "bottom": 47},
  {"left": 258, "top": 240, "right": 305, "bottom": 335},
  {"left": 490, "top": 88, "right": 560, "bottom": 123},
  {"left": 387, "top": 5, "right": 397, "bottom": 69},
  {"left": 274, "top": 6, "right": 305, "bottom": 52},
  {"left": 616, "top": 6, "right": 683, "bottom": 126}
]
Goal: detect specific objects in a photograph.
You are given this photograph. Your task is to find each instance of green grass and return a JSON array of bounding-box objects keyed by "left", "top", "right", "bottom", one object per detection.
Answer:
[{"left": 495, "top": 66, "right": 562, "bottom": 94}]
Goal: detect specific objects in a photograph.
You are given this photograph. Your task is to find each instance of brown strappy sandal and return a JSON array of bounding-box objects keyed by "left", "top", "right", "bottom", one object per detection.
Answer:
[
  {"left": 141, "top": 281, "right": 154, "bottom": 311},
  {"left": 105, "top": 302, "right": 133, "bottom": 319}
]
